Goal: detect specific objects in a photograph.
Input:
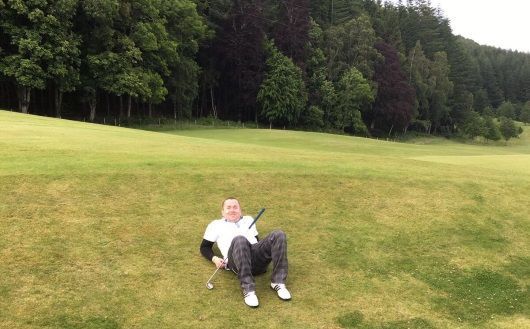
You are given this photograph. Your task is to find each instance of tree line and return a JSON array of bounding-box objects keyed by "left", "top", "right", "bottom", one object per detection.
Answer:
[{"left": 1, "top": 0, "right": 529, "bottom": 140}]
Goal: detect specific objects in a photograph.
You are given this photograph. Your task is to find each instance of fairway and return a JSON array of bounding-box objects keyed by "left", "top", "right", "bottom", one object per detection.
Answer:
[{"left": 1, "top": 110, "right": 529, "bottom": 329}]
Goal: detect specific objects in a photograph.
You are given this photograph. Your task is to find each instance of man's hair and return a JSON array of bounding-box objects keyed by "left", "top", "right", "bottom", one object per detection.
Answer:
[{"left": 222, "top": 197, "right": 240, "bottom": 208}]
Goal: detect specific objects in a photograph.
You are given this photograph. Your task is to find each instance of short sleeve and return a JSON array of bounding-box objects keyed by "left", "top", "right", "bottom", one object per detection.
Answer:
[{"left": 203, "top": 221, "right": 219, "bottom": 242}]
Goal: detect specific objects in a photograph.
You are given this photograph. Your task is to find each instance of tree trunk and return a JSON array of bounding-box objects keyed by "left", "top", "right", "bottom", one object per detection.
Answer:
[
  {"left": 16, "top": 85, "right": 31, "bottom": 113},
  {"left": 210, "top": 87, "right": 217, "bottom": 119},
  {"left": 55, "top": 88, "right": 63, "bottom": 118},
  {"left": 89, "top": 94, "right": 97, "bottom": 122},
  {"left": 388, "top": 124, "right": 394, "bottom": 137},
  {"left": 106, "top": 93, "right": 110, "bottom": 116},
  {"left": 119, "top": 96, "right": 123, "bottom": 118},
  {"left": 148, "top": 101, "right": 152, "bottom": 118},
  {"left": 127, "top": 95, "right": 132, "bottom": 118}
]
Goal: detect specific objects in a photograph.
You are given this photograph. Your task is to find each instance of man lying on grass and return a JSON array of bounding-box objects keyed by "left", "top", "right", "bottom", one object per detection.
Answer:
[{"left": 200, "top": 197, "right": 291, "bottom": 307}]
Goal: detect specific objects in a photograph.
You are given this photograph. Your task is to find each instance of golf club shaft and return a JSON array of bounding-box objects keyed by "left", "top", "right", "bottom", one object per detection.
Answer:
[
  {"left": 249, "top": 208, "right": 266, "bottom": 229},
  {"left": 207, "top": 259, "right": 226, "bottom": 283}
]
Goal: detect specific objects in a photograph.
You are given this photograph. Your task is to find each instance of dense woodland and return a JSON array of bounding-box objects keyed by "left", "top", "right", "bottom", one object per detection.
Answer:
[{"left": 1, "top": 0, "right": 529, "bottom": 139}]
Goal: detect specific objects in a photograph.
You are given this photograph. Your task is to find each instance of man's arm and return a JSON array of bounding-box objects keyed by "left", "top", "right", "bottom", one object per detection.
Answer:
[
  {"left": 200, "top": 239, "right": 226, "bottom": 268},
  {"left": 200, "top": 239, "right": 215, "bottom": 261}
]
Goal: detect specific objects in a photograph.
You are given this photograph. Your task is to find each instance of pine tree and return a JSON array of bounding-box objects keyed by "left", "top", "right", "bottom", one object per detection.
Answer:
[{"left": 257, "top": 39, "right": 307, "bottom": 127}]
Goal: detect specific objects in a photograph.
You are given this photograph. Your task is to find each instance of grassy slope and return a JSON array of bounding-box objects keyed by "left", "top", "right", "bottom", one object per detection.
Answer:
[{"left": 1, "top": 110, "right": 528, "bottom": 329}]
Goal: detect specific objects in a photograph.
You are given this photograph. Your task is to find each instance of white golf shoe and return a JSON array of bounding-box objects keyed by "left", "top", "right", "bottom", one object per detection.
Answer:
[
  {"left": 243, "top": 291, "right": 259, "bottom": 307},
  {"left": 271, "top": 283, "right": 292, "bottom": 300}
]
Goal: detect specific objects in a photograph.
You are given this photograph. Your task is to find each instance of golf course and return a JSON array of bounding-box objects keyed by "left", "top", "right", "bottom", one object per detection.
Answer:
[{"left": 1, "top": 109, "right": 529, "bottom": 328}]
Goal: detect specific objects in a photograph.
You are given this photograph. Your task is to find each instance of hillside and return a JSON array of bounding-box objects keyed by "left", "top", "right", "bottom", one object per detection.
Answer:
[{"left": 1, "top": 110, "right": 528, "bottom": 329}]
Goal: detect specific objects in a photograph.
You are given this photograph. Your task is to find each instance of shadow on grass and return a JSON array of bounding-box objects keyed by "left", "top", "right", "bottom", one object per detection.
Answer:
[
  {"left": 337, "top": 310, "right": 436, "bottom": 328},
  {"left": 326, "top": 231, "right": 528, "bottom": 324},
  {"left": 41, "top": 315, "right": 120, "bottom": 329},
  {"left": 421, "top": 267, "right": 528, "bottom": 323}
]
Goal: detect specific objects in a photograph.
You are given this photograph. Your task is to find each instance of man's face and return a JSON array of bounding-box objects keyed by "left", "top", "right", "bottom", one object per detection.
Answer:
[{"left": 222, "top": 199, "right": 241, "bottom": 222}]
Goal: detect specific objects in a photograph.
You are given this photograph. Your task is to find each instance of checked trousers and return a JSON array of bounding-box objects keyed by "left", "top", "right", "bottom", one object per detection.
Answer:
[{"left": 227, "top": 230, "right": 288, "bottom": 294}]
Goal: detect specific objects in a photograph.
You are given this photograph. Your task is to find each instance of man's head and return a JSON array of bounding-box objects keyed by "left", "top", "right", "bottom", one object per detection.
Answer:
[{"left": 222, "top": 197, "right": 241, "bottom": 222}]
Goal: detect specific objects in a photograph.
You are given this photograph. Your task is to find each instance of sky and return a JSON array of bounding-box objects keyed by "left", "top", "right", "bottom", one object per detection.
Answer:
[{"left": 386, "top": 0, "right": 530, "bottom": 53}]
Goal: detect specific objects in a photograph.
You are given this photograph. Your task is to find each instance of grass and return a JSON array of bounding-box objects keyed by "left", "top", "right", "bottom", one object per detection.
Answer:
[{"left": 1, "top": 110, "right": 529, "bottom": 329}]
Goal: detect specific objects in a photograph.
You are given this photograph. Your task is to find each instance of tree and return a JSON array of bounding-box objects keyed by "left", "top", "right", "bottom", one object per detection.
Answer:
[
  {"left": 372, "top": 41, "right": 415, "bottom": 135},
  {"left": 272, "top": 0, "right": 310, "bottom": 68},
  {"left": 335, "top": 67, "right": 373, "bottom": 134},
  {"left": 320, "top": 79, "right": 338, "bottom": 129},
  {"left": 447, "top": 37, "right": 481, "bottom": 124},
  {"left": 300, "top": 105, "right": 324, "bottom": 129},
  {"left": 214, "top": 0, "right": 265, "bottom": 122},
  {"left": 428, "top": 51, "right": 453, "bottom": 134},
  {"left": 482, "top": 106, "right": 494, "bottom": 117},
  {"left": 497, "top": 101, "right": 516, "bottom": 119},
  {"left": 473, "top": 88, "right": 490, "bottom": 114},
  {"left": 46, "top": 0, "right": 80, "bottom": 118},
  {"left": 305, "top": 17, "right": 336, "bottom": 129},
  {"left": 143, "top": 70, "right": 168, "bottom": 117},
  {"left": 0, "top": 1, "right": 53, "bottom": 113},
  {"left": 460, "top": 111, "right": 485, "bottom": 139},
  {"left": 520, "top": 101, "right": 530, "bottom": 124},
  {"left": 161, "top": 0, "right": 207, "bottom": 119},
  {"left": 407, "top": 41, "right": 432, "bottom": 125},
  {"left": 324, "top": 14, "right": 380, "bottom": 81},
  {"left": 499, "top": 116, "right": 518, "bottom": 141},
  {"left": 257, "top": 40, "right": 307, "bottom": 127},
  {"left": 483, "top": 116, "right": 501, "bottom": 141},
  {"left": 77, "top": 0, "right": 120, "bottom": 120}
]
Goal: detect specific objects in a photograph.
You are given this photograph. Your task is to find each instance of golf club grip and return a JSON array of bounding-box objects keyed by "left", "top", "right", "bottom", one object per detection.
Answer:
[{"left": 249, "top": 208, "right": 266, "bottom": 229}]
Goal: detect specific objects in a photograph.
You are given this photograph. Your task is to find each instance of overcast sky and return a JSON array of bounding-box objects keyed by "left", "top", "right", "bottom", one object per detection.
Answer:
[{"left": 386, "top": 0, "right": 530, "bottom": 53}]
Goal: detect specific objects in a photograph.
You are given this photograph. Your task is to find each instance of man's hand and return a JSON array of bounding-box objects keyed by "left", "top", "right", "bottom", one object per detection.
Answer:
[{"left": 212, "top": 256, "right": 226, "bottom": 269}]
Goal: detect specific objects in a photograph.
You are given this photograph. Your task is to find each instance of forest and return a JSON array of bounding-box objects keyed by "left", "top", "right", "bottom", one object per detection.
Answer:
[{"left": 1, "top": 0, "right": 529, "bottom": 139}]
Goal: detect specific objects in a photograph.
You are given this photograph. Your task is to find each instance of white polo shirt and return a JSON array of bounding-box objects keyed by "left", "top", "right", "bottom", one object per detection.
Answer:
[{"left": 203, "top": 215, "right": 259, "bottom": 259}]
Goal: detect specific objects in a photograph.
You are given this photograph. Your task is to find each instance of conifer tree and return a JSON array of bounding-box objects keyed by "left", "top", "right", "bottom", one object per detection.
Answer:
[{"left": 257, "top": 39, "right": 307, "bottom": 127}]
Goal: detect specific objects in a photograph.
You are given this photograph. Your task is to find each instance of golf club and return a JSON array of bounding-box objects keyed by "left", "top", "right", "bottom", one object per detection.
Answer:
[{"left": 205, "top": 208, "right": 266, "bottom": 290}]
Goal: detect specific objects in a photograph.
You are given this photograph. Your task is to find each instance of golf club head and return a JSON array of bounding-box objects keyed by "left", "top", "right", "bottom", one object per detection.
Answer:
[{"left": 206, "top": 282, "right": 214, "bottom": 290}]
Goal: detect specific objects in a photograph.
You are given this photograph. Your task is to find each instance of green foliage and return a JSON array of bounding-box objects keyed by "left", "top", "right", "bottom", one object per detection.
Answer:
[
  {"left": 143, "top": 70, "right": 168, "bottom": 104},
  {"left": 429, "top": 51, "right": 453, "bottom": 132},
  {"left": 300, "top": 105, "right": 324, "bottom": 129},
  {"left": 323, "top": 14, "right": 380, "bottom": 81},
  {"left": 482, "top": 106, "right": 494, "bottom": 118},
  {"left": 483, "top": 116, "right": 501, "bottom": 141},
  {"left": 320, "top": 79, "right": 338, "bottom": 128},
  {"left": 497, "top": 101, "right": 516, "bottom": 119},
  {"left": 336, "top": 67, "right": 373, "bottom": 134},
  {"left": 407, "top": 41, "right": 431, "bottom": 121},
  {"left": 1, "top": 0, "right": 530, "bottom": 140},
  {"left": 520, "top": 101, "right": 530, "bottom": 123},
  {"left": 460, "top": 111, "right": 485, "bottom": 139},
  {"left": 499, "top": 116, "right": 518, "bottom": 141},
  {"left": 473, "top": 88, "right": 490, "bottom": 113},
  {"left": 257, "top": 39, "right": 307, "bottom": 126}
]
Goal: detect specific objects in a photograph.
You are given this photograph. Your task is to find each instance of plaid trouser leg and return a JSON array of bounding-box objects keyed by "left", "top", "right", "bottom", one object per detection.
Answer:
[
  {"left": 227, "top": 236, "right": 255, "bottom": 293},
  {"left": 251, "top": 230, "right": 288, "bottom": 284},
  {"left": 227, "top": 230, "right": 289, "bottom": 293}
]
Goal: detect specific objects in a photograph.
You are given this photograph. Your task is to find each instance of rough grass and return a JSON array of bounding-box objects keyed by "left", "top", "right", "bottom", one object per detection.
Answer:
[{"left": 1, "top": 110, "right": 529, "bottom": 329}]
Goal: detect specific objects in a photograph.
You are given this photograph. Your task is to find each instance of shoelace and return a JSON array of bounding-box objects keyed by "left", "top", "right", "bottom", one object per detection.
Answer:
[{"left": 244, "top": 291, "right": 255, "bottom": 298}]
